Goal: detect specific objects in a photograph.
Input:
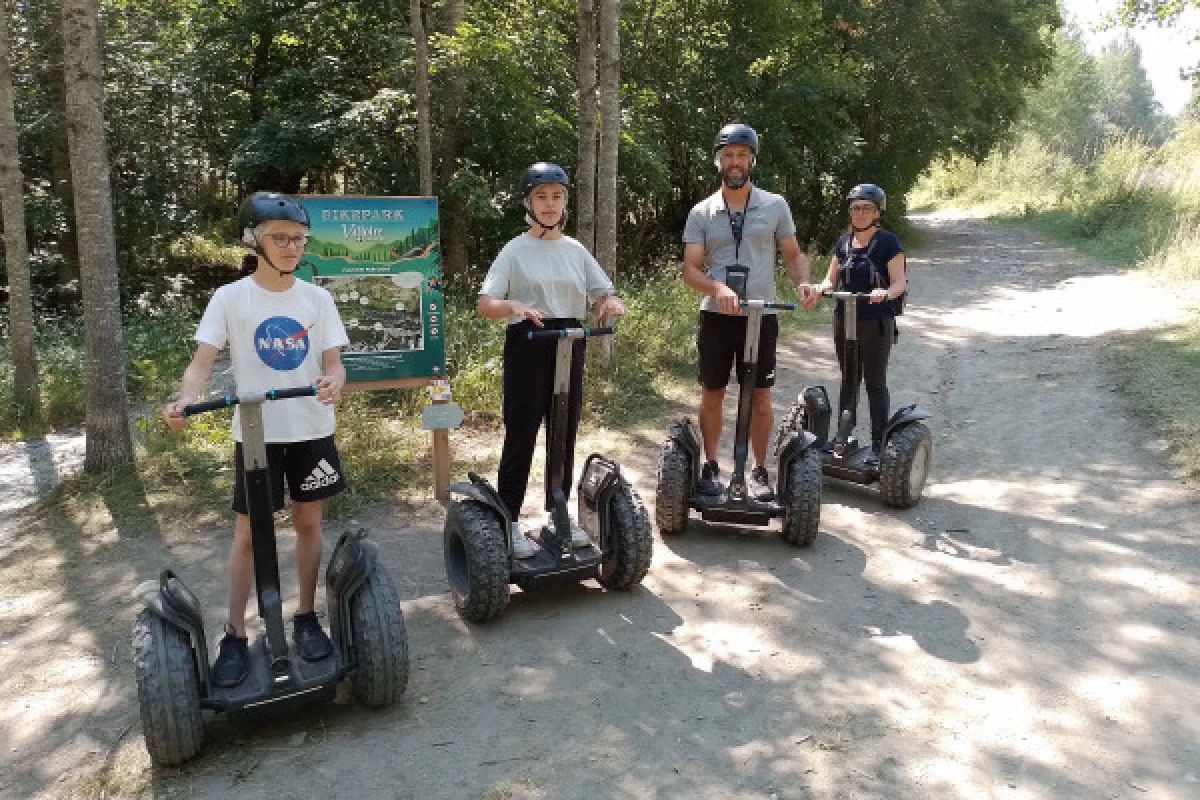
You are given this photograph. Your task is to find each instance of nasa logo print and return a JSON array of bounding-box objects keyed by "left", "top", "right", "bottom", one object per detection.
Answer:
[{"left": 255, "top": 316, "right": 312, "bottom": 371}]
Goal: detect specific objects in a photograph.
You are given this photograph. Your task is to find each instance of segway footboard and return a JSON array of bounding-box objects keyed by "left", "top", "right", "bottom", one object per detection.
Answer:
[{"left": 578, "top": 454, "right": 653, "bottom": 589}]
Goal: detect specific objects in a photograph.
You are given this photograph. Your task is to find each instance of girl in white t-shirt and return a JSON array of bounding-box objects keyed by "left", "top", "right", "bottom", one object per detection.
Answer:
[{"left": 477, "top": 163, "right": 627, "bottom": 558}]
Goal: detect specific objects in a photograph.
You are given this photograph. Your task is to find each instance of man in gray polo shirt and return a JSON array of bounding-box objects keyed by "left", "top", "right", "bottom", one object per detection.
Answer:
[{"left": 682, "top": 122, "right": 816, "bottom": 501}]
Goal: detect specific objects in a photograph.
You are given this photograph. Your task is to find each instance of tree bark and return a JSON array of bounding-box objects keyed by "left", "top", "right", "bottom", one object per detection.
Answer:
[
  {"left": 595, "top": 0, "right": 620, "bottom": 361},
  {"left": 595, "top": 0, "right": 620, "bottom": 281},
  {"left": 575, "top": 0, "right": 598, "bottom": 254},
  {"left": 436, "top": 0, "right": 468, "bottom": 286},
  {"left": 61, "top": 0, "right": 134, "bottom": 471},
  {"left": 0, "top": 5, "right": 40, "bottom": 421},
  {"left": 410, "top": 0, "right": 433, "bottom": 195}
]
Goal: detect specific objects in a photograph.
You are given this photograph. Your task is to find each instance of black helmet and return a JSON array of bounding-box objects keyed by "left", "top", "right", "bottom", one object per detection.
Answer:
[
  {"left": 846, "top": 183, "right": 886, "bottom": 212},
  {"left": 237, "top": 192, "right": 310, "bottom": 245},
  {"left": 521, "top": 162, "right": 571, "bottom": 198},
  {"left": 713, "top": 123, "right": 759, "bottom": 155}
]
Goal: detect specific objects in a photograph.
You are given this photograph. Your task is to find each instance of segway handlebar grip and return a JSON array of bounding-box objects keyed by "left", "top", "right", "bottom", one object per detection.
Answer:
[
  {"left": 826, "top": 290, "right": 864, "bottom": 301},
  {"left": 181, "top": 395, "right": 236, "bottom": 416},
  {"left": 526, "top": 326, "right": 615, "bottom": 341},
  {"left": 267, "top": 385, "right": 319, "bottom": 400}
]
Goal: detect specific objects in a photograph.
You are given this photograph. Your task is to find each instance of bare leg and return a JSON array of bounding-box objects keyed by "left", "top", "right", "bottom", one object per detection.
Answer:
[
  {"left": 699, "top": 387, "right": 726, "bottom": 462},
  {"left": 227, "top": 513, "right": 253, "bottom": 637},
  {"left": 750, "top": 388, "right": 773, "bottom": 468},
  {"left": 290, "top": 500, "right": 325, "bottom": 614}
]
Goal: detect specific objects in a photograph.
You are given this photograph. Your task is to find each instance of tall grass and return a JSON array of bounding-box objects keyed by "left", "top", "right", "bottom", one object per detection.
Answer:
[{"left": 911, "top": 122, "right": 1200, "bottom": 277}]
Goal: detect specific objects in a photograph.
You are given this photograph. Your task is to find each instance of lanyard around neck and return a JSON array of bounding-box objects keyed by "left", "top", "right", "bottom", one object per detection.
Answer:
[{"left": 722, "top": 186, "right": 752, "bottom": 264}]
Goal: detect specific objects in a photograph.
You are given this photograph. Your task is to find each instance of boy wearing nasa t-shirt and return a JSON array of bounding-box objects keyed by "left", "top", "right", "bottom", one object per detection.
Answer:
[{"left": 163, "top": 192, "right": 350, "bottom": 688}]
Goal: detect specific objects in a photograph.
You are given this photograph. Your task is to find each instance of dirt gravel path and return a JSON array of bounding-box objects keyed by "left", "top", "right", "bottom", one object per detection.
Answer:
[{"left": 2, "top": 214, "right": 1198, "bottom": 799}]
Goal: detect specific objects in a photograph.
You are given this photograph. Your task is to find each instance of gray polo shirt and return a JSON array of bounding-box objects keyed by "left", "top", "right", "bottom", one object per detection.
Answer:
[{"left": 682, "top": 185, "right": 797, "bottom": 314}]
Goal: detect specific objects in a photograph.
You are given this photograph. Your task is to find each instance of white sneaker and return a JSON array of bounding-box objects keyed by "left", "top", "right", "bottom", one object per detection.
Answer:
[{"left": 510, "top": 522, "right": 538, "bottom": 559}]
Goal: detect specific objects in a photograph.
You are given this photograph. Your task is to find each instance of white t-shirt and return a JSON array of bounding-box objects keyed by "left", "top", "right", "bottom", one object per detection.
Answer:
[
  {"left": 195, "top": 277, "right": 350, "bottom": 443},
  {"left": 479, "top": 234, "right": 615, "bottom": 324}
]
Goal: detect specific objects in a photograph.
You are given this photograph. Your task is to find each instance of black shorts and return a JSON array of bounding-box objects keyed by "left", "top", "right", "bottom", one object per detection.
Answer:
[
  {"left": 695, "top": 310, "right": 779, "bottom": 390},
  {"left": 232, "top": 435, "right": 346, "bottom": 514}
]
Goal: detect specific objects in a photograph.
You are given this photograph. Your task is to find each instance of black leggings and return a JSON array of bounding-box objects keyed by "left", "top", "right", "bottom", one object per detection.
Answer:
[
  {"left": 833, "top": 313, "right": 895, "bottom": 447},
  {"left": 497, "top": 318, "right": 586, "bottom": 521}
]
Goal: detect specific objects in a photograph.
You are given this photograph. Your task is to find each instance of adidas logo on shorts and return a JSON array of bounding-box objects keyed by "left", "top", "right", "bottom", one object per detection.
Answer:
[{"left": 300, "top": 458, "right": 341, "bottom": 492}]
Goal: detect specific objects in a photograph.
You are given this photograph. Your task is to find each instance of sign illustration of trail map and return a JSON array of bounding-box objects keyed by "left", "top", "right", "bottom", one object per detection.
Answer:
[{"left": 293, "top": 196, "right": 444, "bottom": 384}]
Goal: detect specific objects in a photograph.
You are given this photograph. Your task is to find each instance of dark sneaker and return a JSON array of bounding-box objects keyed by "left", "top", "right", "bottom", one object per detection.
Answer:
[
  {"left": 212, "top": 624, "right": 249, "bottom": 687},
  {"left": 865, "top": 442, "right": 881, "bottom": 469},
  {"left": 293, "top": 611, "right": 333, "bottom": 662},
  {"left": 696, "top": 460, "right": 722, "bottom": 496},
  {"left": 749, "top": 465, "right": 775, "bottom": 502}
]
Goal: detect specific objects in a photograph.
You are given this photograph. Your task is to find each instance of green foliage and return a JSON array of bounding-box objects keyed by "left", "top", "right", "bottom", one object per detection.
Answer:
[{"left": 4, "top": 0, "right": 1060, "bottom": 311}]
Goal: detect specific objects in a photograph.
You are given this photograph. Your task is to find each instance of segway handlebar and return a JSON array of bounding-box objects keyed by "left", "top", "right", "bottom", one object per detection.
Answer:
[
  {"left": 823, "top": 290, "right": 869, "bottom": 301},
  {"left": 526, "top": 326, "right": 615, "bottom": 341},
  {"left": 181, "top": 385, "right": 319, "bottom": 417},
  {"left": 740, "top": 300, "right": 797, "bottom": 311}
]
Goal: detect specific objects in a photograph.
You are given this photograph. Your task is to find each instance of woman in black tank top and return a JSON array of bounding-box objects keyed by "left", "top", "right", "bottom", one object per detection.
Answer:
[{"left": 812, "top": 184, "right": 907, "bottom": 462}]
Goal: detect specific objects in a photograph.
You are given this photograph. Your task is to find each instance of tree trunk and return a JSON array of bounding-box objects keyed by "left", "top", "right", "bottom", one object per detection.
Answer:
[
  {"left": 61, "top": 0, "right": 134, "bottom": 472},
  {"left": 575, "top": 0, "right": 598, "bottom": 254},
  {"left": 0, "top": 6, "right": 40, "bottom": 421},
  {"left": 595, "top": 0, "right": 620, "bottom": 280},
  {"left": 436, "top": 0, "right": 468, "bottom": 286},
  {"left": 410, "top": 0, "right": 433, "bottom": 195},
  {"left": 595, "top": 0, "right": 620, "bottom": 361}
]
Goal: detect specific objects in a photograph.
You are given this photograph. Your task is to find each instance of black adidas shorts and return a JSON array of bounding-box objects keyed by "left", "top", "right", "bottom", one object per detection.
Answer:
[
  {"left": 232, "top": 435, "right": 346, "bottom": 514},
  {"left": 695, "top": 310, "right": 780, "bottom": 390}
]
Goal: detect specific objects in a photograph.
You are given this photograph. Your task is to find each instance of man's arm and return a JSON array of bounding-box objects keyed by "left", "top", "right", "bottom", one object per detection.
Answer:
[
  {"left": 778, "top": 235, "right": 818, "bottom": 306},
  {"left": 683, "top": 242, "right": 739, "bottom": 314}
]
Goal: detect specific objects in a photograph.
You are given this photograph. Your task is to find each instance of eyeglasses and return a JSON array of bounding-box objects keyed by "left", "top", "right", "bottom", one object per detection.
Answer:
[
  {"left": 849, "top": 204, "right": 877, "bottom": 213},
  {"left": 265, "top": 233, "right": 309, "bottom": 248}
]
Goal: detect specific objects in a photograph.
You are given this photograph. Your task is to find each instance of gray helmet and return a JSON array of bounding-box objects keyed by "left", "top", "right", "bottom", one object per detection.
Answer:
[
  {"left": 846, "top": 183, "right": 886, "bottom": 212},
  {"left": 521, "top": 162, "right": 571, "bottom": 198},
  {"left": 237, "top": 192, "right": 310, "bottom": 231},
  {"left": 713, "top": 123, "right": 759, "bottom": 155}
]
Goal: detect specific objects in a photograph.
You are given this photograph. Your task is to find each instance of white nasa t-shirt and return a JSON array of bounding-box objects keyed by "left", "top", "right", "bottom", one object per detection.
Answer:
[{"left": 195, "top": 277, "right": 350, "bottom": 443}]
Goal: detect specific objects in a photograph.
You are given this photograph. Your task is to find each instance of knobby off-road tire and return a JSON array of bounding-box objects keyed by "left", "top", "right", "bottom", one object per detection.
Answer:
[
  {"left": 655, "top": 439, "right": 692, "bottom": 536},
  {"left": 598, "top": 483, "right": 653, "bottom": 590},
  {"left": 880, "top": 422, "right": 933, "bottom": 509},
  {"left": 349, "top": 567, "right": 409, "bottom": 707},
  {"left": 132, "top": 610, "right": 205, "bottom": 766},
  {"left": 444, "top": 500, "right": 510, "bottom": 623},
  {"left": 781, "top": 448, "right": 822, "bottom": 547}
]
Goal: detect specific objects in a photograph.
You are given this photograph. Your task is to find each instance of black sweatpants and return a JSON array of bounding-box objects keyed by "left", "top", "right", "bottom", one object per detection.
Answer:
[
  {"left": 833, "top": 312, "right": 895, "bottom": 448},
  {"left": 497, "top": 318, "right": 586, "bottom": 521}
]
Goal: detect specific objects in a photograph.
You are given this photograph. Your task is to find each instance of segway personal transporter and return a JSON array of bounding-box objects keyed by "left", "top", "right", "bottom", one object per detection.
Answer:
[
  {"left": 443, "top": 326, "right": 653, "bottom": 623},
  {"left": 655, "top": 298, "right": 823, "bottom": 546},
  {"left": 132, "top": 386, "right": 409, "bottom": 766},
  {"left": 776, "top": 290, "right": 932, "bottom": 508}
]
